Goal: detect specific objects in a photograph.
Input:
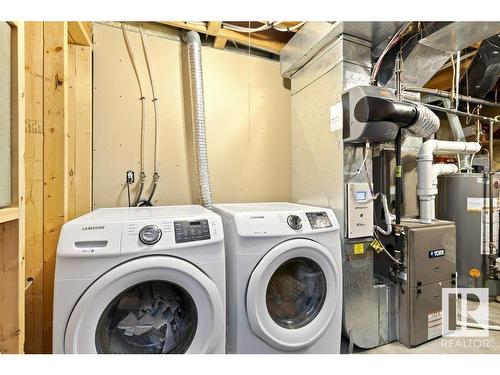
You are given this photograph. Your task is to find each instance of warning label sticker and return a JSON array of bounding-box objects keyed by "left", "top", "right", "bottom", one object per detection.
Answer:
[
  {"left": 428, "top": 311, "right": 443, "bottom": 340},
  {"left": 353, "top": 243, "right": 364, "bottom": 255}
]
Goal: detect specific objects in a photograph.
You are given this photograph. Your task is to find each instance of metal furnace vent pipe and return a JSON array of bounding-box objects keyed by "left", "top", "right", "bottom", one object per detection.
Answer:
[{"left": 183, "top": 31, "right": 213, "bottom": 208}]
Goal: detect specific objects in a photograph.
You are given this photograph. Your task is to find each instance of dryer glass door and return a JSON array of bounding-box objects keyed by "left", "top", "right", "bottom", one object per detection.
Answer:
[
  {"left": 65, "top": 256, "right": 224, "bottom": 354},
  {"left": 266, "top": 257, "right": 327, "bottom": 330},
  {"left": 246, "top": 238, "right": 341, "bottom": 351}
]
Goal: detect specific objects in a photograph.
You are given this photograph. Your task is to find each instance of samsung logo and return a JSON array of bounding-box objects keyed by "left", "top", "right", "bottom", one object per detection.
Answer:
[
  {"left": 82, "top": 225, "right": 104, "bottom": 231},
  {"left": 429, "top": 249, "right": 446, "bottom": 258},
  {"left": 249, "top": 216, "right": 265, "bottom": 219}
]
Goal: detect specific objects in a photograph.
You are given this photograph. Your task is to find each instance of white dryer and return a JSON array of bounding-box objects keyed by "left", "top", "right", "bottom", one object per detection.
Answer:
[
  {"left": 53, "top": 205, "right": 225, "bottom": 354},
  {"left": 213, "top": 202, "right": 342, "bottom": 354}
]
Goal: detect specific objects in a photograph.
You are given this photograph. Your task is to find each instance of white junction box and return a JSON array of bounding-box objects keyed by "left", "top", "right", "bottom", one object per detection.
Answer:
[{"left": 347, "top": 182, "right": 373, "bottom": 239}]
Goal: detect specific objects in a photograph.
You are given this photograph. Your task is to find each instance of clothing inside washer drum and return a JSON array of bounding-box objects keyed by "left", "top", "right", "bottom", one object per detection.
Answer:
[
  {"left": 95, "top": 281, "right": 198, "bottom": 354},
  {"left": 266, "top": 257, "right": 327, "bottom": 330}
]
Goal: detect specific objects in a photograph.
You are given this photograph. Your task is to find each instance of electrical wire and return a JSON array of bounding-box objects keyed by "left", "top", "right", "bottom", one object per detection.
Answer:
[
  {"left": 373, "top": 229, "right": 402, "bottom": 265},
  {"left": 450, "top": 53, "right": 456, "bottom": 106},
  {"left": 121, "top": 22, "right": 146, "bottom": 206},
  {"left": 396, "top": 21, "right": 428, "bottom": 55},
  {"left": 139, "top": 23, "right": 160, "bottom": 205},
  {"left": 222, "top": 21, "right": 304, "bottom": 34},
  {"left": 222, "top": 22, "right": 275, "bottom": 33},
  {"left": 346, "top": 142, "right": 371, "bottom": 182},
  {"left": 370, "top": 22, "right": 412, "bottom": 84},
  {"left": 273, "top": 22, "right": 305, "bottom": 32}
]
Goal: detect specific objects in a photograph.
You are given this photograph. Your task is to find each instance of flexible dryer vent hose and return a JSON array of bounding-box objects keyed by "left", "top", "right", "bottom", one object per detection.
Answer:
[{"left": 183, "top": 31, "right": 213, "bottom": 208}]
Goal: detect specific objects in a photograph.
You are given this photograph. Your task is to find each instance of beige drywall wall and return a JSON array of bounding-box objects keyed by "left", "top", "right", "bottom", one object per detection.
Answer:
[{"left": 93, "top": 23, "right": 291, "bottom": 208}]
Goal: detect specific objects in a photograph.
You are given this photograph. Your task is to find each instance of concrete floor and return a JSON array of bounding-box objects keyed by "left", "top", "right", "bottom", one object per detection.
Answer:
[{"left": 342, "top": 299, "right": 500, "bottom": 354}]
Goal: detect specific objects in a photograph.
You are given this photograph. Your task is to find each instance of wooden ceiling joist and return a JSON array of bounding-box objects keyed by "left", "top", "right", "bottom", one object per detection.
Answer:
[
  {"left": 68, "top": 22, "right": 92, "bottom": 47},
  {"left": 214, "top": 37, "right": 227, "bottom": 50},
  {"left": 207, "top": 21, "right": 227, "bottom": 50},
  {"left": 159, "top": 21, "right": 286, "bottom": 54}
]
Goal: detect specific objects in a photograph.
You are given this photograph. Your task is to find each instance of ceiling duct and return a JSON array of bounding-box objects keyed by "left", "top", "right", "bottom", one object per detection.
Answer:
[
  {"left": 381, "top": 22, "right": 450, "bottom": 88},
  {"left": 460, "top": 33, "right": 500, "bottom": 101},
  {"left": 383, "top": 22, "right": 500, "bottom": 90},
  {"left": 280, "top": 21, "right": 404, "bottom": 78}
]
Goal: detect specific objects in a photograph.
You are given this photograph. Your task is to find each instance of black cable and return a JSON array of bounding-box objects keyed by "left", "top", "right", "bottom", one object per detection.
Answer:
[{"left": 394, "top": 130, "right": 402, "bottom": 227}]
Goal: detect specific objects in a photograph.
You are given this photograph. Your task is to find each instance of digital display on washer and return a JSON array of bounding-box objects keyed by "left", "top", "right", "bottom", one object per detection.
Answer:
[
  {"left": 174, "top": 219, "right": 211, "bottom": 243},
  {"left": 306, "top": 212, "right": 332, "bottom": 229}
]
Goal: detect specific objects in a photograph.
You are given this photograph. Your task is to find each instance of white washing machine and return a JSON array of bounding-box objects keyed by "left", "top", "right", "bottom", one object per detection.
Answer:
[
  {"left": 213, "top": 202, "right": 342, "bottom": 354},
  {"left": 53, "top": 205, "right": 225, "bottom": 354}
]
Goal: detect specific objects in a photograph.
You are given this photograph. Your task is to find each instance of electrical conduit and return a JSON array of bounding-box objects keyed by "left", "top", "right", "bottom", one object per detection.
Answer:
[{"left": 183, "top": 31, "right": 213, "bottom": 208}]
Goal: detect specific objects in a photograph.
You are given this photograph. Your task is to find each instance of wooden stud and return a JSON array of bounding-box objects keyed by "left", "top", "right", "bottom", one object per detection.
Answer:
[
  {"left": 207, "top": 22, "right": 228, "bottom": 50},
  {"left": 0, "top": 220, "right": 21, "bottom": 353},
  {"left": 66, "top": 44, "right": 92, "bottom": 220},
  {"left": 42, "top": 22, "right": 67, "bottom": 354},
  {"left": 15, "top": 22, "right": 26, "bottom": 353},
  {"left": 0, "top": 21, "right": 26, "bottom": 354},
  {"left": 0, "top": 207, "right": 19, "bottom": 224},
  {"left": 67, "top": 45, "right": 76, "bottom": 220},
  {"left": 68, "top": 22, "right": 91, "bottom": 47},
  {"left": 207, "top": 21, "right": 221, "bottom": 34},
  {"left": 81, "top": 22, "right": 92, "bottom": 39},
  {"left": 74, "top": 46, "right": 93, "bottom": 217},
  {"left": 24, "top": 22, "right": 44, "bottom": 354},
  {"left": 214, "top": 37, "right": 227, "bottom": 50}
]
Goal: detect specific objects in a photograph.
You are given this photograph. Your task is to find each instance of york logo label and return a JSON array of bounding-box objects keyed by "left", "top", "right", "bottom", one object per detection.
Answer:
[
  {"left": 429, "top": 248, "right": 446, "bottom": 258},
  {"left": 82, "top": 225, "right": 104, "bottom": 231}
]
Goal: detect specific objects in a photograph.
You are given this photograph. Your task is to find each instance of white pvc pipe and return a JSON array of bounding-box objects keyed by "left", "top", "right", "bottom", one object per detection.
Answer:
[
  {"left": 417, "top": 140, "right": 481, "bottom": 223},
  {"left": 431, "top": 164, "right": 458, "bottom": 221}
]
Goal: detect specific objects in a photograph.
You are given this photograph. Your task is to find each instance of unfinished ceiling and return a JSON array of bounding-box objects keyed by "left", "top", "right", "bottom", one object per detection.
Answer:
[{"left": 158, "top": 21, "right": 303, "bottom": 55}]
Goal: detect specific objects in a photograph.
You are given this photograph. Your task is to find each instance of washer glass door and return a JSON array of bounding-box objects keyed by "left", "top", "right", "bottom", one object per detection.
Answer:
[
  {"left": 246, "top": 238, "right": 341, "bottom": 351},
  {"left": 65, "top": 256, "right": 224, "bottom": 354},
  {"left": 95, "top": 280, "right": 197, "bottom": 354}
]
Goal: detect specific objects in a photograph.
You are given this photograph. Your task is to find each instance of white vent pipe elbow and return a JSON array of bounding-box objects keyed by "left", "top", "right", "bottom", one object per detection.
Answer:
[{"left": 417, "top": 140, "right": 481, "bottom": 224}]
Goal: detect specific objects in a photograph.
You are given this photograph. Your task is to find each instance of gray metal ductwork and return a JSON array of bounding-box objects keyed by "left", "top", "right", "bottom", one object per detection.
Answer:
[
  {"left": 380, "top": 22, "right": 450, "bottom": 88},
  {"left": 460, "top": 33, "right": 500, "bottom": 101},
  {"left": 183, "top": 31, "right": 213, "bottom": 208},
  {"left": 383, "top": 22, "right": 500, "bottom": 90}
]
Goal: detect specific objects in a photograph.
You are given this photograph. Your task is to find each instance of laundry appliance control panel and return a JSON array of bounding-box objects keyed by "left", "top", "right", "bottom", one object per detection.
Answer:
[
  {"left": 233, "top": 209, "right": 338, "bottom": 237},
  {"left": 174, "top": 219, "right": 211, "bottom": 243}
]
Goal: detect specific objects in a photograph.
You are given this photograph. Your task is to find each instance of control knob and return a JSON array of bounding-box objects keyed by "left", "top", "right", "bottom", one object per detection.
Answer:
[
  {"left": 139, "top": 224, "right": 162, "bottom": 245},
  {"left": 287, "top": 215, "right": 302, "bottom": 230}
]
